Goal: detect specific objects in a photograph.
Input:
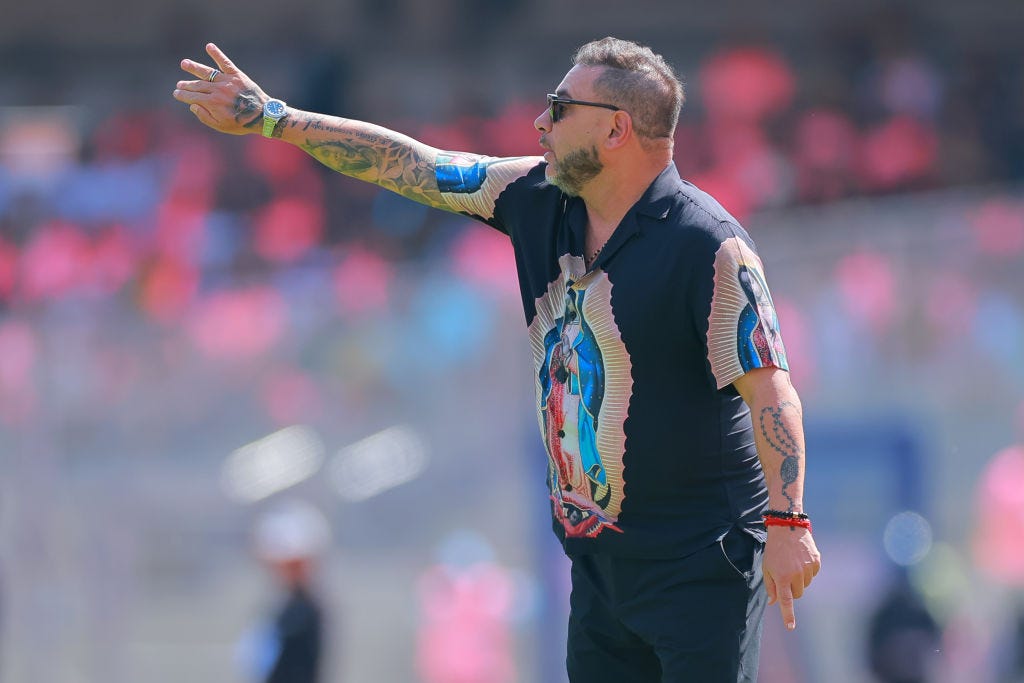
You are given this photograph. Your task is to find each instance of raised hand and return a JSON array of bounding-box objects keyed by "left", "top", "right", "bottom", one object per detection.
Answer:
[{"left": 172, "top": 43, "right": 269, "bottom": 135}]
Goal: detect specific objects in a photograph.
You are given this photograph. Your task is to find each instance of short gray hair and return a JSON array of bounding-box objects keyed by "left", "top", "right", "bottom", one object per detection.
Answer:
[{"left": 573, "top": 37, "right": 684, "bottom": 140}]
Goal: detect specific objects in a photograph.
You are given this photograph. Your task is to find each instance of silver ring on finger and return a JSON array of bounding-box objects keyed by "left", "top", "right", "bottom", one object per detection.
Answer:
[{"left": 208, "top": 69, "right": 221, "bottom": 83}]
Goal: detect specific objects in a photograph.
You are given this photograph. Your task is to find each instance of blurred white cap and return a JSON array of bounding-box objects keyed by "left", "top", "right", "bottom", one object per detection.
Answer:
[{"left": 253, "top": 499, "right": 331, "bottom": 562}]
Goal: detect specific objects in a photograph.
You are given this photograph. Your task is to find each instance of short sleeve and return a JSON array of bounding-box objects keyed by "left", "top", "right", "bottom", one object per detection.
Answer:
[
  {"left": 435, "top": 154, "right": 544, "bottom": 229},
  {"left": 698, "top": 231, "right": 789, "bottom": 390}
]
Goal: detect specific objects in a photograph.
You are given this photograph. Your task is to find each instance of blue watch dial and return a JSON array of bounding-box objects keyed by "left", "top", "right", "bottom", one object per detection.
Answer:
[{"left": 264, "top": 99, "right": 287, "bottom": 118}]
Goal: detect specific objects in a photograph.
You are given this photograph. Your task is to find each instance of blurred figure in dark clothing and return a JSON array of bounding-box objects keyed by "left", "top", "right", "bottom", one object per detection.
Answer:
[
  {"left": 242, "top": 499, "right": 331, "bottom": 683},
  {"left": 866, "top": 573, "right": 940, "bottom": 683}
]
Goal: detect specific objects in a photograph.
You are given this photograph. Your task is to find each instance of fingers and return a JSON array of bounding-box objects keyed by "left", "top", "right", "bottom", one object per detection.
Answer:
[
  {"left": 777, "top": 585, "right": 796, "bottom": 631},
  {"left": 175, "top": 80, "right": 214, "bottom": 95},
  {"left": 172, "top": 87, "right": 208, "bottom": 106},
  {"left": 206, "top": 43, "right": 239, "bottom": 74},
  {"left": 180, "top": 59, "right": 220, "bottom": 83},
  {"left": 179, "top": 42, "right": 238, "bottom": 83}
]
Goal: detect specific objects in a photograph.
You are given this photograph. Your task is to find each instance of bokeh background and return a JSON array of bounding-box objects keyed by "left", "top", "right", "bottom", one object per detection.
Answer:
[{"left": 2, "top": 0, "right": 1024, "bottom": 681}]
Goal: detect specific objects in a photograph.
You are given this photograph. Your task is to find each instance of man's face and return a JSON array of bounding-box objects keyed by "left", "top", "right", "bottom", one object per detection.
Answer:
[{"left": 535, "top": 65, "right": 610, "bottom": 196}]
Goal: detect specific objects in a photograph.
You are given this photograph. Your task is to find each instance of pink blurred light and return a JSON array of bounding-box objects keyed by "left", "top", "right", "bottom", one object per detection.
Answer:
[
  {"left": 416, "top": 563, "right": 516, "bottom": 683},
  {"left": 699, "top": 46, "right": 796, "bottom": 122},
  {"left": 835, "top": 250, "right": 897, "bottom": 332},
  {"left": 20, "top": 221, "right": 90, "bottom": 302},
  {"left": 970, "top": 198, "right": 1024, "bottom": 257},
  {"left": 187, "top": 286, "right": 287, "bottom": 360},
  {"left": 332, "top": 247, "right": 393, "bottom": 315},
  {"left": 254, "top": 197, "right": 325, "bottom": 264},
  {"left": 859, "top": 116, "right": 938, "bottom": 191},
  {"left": 451, "top": 228, "right": 518, "bottom": 298},
  {"left": 973, "top": 444, "right": 1024, "bottom": 585}
]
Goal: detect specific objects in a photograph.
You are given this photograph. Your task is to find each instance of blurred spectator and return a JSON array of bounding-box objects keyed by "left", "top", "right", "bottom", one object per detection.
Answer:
[
  {"left": 237, "top": 499, "right": 331, "bottom": 683},
  {"left": 866, "top": 572, "right": 941, "bottom": 683}
]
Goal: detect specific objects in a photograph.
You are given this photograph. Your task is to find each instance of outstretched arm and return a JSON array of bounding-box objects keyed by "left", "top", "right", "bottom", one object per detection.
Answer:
[
  {"left": 172, "top": 43, "right": 484, "bottom": 211},
  {"left": 733, "top": 366, "right": 822, "bottom": 631}
]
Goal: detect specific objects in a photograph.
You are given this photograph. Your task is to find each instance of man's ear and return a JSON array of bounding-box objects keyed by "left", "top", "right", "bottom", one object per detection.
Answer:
[{"left": 605, "top": 110, "right": 632, "bottom": 150}]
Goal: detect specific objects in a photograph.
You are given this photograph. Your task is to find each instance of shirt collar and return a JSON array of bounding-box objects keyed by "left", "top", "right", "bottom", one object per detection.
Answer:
[
  {"left": 633, "top": 162, "right": 679, "bottom": 220},
  {"left": 563, "top": 162, "right": 680, "bottom": 270}
]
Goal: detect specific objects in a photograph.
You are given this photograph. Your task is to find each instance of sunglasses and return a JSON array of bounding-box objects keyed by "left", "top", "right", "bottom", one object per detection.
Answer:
[{"left": 546, "top": 93, "right": 621, "bottom": 123}]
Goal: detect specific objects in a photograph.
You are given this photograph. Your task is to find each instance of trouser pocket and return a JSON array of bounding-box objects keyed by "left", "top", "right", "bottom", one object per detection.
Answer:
[{"left": 718, "top": 527, "right": 757, "bottom": 580}]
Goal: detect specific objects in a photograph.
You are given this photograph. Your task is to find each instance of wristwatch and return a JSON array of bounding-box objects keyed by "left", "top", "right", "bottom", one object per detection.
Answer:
[{"left": 261, "top": 98, "right": 288, "bottom": 138}]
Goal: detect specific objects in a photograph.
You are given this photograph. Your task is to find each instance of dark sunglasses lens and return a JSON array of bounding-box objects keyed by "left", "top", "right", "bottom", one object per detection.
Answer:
[{"left": 550, "top": 100, "right": 564, "bottom": 122}]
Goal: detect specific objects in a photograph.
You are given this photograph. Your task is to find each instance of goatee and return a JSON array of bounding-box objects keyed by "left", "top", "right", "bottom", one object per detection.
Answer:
[{"left": 549, "top": 145, "right": 603, "bottom": 197}]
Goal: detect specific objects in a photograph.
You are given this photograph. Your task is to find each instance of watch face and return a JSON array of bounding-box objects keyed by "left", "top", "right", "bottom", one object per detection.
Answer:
[{"left": 264, "top": 99, "right": 286, "bottom": 118}]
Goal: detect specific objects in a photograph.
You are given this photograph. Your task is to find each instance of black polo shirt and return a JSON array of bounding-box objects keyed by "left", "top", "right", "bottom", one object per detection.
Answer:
[{"left": 437, "top": 157, "right": 789, "bottom": 558}]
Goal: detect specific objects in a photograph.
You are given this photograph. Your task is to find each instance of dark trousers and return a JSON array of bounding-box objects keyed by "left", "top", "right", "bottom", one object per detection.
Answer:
[{"left": 566, "top": 528, "right": 766, "bottom": 683}]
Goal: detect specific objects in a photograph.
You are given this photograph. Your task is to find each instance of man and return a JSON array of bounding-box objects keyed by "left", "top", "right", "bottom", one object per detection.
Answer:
[
  {"left": 242, "top": 499, "right": 330, "bottom": 683},
  {"left": 173, "top": 37, "right": 821, "bottom": 682}
]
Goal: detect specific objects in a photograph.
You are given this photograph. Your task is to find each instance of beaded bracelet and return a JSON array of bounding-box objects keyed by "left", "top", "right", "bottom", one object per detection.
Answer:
[
  {"left": 763, "top": 509, "right": 809, "bottom": 521},
  {"left": 763, "top": 509, "right": 813, "bottom": 532}
]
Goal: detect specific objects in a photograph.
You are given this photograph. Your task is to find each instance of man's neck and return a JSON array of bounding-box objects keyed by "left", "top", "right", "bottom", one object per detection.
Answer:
[{"left": 580, "top": 154, "right": 672, "bottom": 241}]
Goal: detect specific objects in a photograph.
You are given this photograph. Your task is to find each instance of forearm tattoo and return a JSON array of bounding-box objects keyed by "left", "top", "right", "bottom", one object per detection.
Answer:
[
  {"left": 291, "top": 115, "right": 443, "bottom": 206},
  {"left": 758, "top": 401, "right": 803, "bottom": 512},
  {"left": 234, "top": 89, "right": 263, "bottom": 129}
]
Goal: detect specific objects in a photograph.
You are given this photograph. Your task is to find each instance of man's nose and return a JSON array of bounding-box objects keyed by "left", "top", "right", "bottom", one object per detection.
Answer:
[{"left": 534, "top": 109, "right": 551, "bottom": 133}]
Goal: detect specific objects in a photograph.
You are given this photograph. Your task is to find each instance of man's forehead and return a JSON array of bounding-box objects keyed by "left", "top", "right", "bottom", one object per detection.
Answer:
[{"left": 555, "top": 64, "right": 604, "bottom": 97}]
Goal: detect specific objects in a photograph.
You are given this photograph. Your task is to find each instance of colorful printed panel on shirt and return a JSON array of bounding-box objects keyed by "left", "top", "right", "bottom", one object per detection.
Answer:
[
  {"left": 528, "top": 254, "right": 632, "bottom": 539},
  {"left": 706, "top": 236, "right": 789, "bottom": 389}
]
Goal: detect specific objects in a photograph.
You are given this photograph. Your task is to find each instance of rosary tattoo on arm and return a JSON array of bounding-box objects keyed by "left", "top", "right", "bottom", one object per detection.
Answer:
[{"left": 758, "top": 401, "right": 802, "bottom": 513}]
